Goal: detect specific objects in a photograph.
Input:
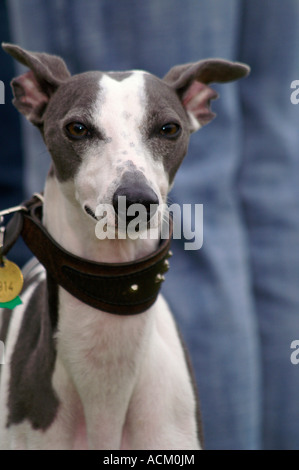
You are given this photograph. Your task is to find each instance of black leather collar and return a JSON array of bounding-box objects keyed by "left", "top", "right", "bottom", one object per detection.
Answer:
[{"left": 3, "top": 195, "right": 173, "bottom": 315}]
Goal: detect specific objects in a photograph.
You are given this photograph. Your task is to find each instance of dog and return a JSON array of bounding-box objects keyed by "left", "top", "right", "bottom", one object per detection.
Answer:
[{"left": 0, "top": 43, "right": 249, "bottom": 450}]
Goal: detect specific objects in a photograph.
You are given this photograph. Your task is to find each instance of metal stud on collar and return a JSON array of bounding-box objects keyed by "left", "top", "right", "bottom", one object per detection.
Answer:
[
  {"left": 130, "top": 284, "right": 139, "bottom": 293},
  {"left": 155, "top": 273, "right": 165, "bottom": 283},
  {"left": 162, "top": 259, "right": 170, "bottom": 272}
]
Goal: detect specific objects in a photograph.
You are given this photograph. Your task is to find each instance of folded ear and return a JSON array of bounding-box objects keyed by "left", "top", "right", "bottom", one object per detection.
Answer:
[
  {"left": 163, "top": 59, "right": 250, "bottom": 132},
  {"left": 2, "top": 43, "right": 71, "bottom": 127}
]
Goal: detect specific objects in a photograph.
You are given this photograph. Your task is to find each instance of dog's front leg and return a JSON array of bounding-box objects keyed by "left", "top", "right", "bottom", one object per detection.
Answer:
[
  {"left": 60, "top": 357, "right": 135, "bottom": 450},
  {"left": 58, "top": 345, "right": 136, "bottom": 450},
  {"left": 72, "top": 365, "right": 143, "bottom": 450},
  {"left": 120, "top": 297, "right": 201, "bottom": 450},
  {"left": 83, "top": 404, "right": 126, "bottom": 450},
  {"left": 57, "top": 293, "right": 153, "bottom": 450}
]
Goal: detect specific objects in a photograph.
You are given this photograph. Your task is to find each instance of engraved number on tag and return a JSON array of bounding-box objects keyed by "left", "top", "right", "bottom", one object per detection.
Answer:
[
  {"left": 0, "top": 281, "right": 14, "bottom": 292},
  {"left": 0, "top": 259, "right": 23, "bottom": 302}
]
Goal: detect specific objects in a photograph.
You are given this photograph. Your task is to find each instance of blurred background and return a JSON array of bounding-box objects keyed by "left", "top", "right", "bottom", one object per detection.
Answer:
[{"left": 1, "top": 0, "right": 299, "bottom": 450}]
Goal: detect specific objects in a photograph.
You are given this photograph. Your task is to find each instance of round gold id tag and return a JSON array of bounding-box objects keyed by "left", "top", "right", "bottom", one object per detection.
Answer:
[{"left": 0, "top": 259, "right": 24, "bottom": 303}]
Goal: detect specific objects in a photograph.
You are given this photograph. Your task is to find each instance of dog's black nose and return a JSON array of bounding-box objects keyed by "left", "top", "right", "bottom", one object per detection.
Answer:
[{"left": 113, "top": 183, "right": 159, "bottom": 225}]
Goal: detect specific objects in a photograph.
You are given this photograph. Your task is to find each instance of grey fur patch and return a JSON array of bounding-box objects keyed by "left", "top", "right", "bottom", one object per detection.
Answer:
[
  {"left": 108, "top": 71, "right": 133, "bottom": 82},
  {"left": 142, "top": 74, "right": 190, "bottom": 184},
  {"left": 7, "top": 278, "right": 59, "bottom": 431},
  {"left": 47, "top": 165, "right": 56, "bottom": 178},
  {"left": 43, "top": 71, "right": 105, "bottom": 182}
]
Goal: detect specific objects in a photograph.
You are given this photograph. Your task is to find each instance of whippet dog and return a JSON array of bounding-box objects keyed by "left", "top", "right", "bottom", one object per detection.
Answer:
[{"left": 0, "top": 43, "right": 249, "bottom": 450}]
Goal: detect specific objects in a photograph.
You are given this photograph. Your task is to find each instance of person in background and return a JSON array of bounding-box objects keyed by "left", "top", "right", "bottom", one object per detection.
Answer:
[{"left": 2, "top": 0, "right": 299, "bottom": 449}]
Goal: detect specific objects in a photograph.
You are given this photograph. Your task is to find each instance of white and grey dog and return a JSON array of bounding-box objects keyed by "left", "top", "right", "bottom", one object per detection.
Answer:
[{"left": 0, "top": 43, "right": 249, "bottom": 450}]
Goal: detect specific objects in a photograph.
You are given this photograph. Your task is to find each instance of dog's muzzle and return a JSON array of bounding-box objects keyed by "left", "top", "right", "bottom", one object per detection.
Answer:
[{"left": 112, "top": 172, "right": 159, "bottom": 226}]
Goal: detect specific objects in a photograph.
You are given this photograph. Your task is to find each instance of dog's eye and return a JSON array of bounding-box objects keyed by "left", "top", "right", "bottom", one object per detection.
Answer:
[
  {"left": 65, "top": 122, "right": 90, "bottom": 139},
  {"left": 159, "top": 123, "right": 181, "bottom": 138}
]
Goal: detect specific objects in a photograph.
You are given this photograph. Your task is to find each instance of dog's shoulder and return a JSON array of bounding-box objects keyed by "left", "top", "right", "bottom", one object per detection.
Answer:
[{"left": 1, "top": 258, "right": 60, "bottom": 431}]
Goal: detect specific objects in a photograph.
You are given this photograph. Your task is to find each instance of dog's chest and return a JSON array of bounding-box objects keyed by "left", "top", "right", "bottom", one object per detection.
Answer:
[
  {"left": 52, "top": 289, "right": 155, "bottom": 449},
  {"left": 56, "top": 286, "right": 152, "bottom": 371}
]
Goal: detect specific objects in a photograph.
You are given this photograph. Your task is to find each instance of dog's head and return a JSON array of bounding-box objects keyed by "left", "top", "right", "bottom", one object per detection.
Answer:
[{"left": 2, "top": 43, "right": 249, "bottom": 237}]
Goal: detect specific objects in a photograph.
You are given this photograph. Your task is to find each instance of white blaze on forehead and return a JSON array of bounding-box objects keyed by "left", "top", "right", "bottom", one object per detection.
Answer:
[{"left": 94, "top": 71, "right": 147, "bottom": 146}]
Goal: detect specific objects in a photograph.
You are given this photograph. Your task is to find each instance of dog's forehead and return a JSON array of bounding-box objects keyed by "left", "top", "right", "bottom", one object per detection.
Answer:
[
  {"left": 100, "top": 70, "right": 147, "bottom": 106},
  {"left": 49, "top": 69, "right": 176, "bottom": 121},
  {"left": 101, "top": 70, "right": 177, "bottom": 105},
  {"left": 93, "top": 71, "right": 148, "bottom": 129},
  {"left": 93, "top": 71, "right": 182, "bottom": 131}
]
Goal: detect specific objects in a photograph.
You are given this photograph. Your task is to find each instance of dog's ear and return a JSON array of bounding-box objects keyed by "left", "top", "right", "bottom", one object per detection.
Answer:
[
  {"left": 2, "top": 43, "right": 71, "bottom": 126},
  {"left": 163, "top": 59, "right": 250, "bottom": 132}
]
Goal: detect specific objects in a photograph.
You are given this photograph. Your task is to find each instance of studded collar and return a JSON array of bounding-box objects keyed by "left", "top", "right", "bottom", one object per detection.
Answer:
[{"left": 2, "top": 195, "right": 173, "bottom": 315}]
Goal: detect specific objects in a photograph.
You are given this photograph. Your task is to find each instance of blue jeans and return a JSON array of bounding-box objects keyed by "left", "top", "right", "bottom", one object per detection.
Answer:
[{"left": 6, "top": 0, "right": 299, "bottom": 449}]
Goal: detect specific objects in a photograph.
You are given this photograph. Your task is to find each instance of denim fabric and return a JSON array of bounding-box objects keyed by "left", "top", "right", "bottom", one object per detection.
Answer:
[
  {"left": 237, "top": 2, "right": 299, "bottom": 449},
  {"left": 5, "top": 0, "right": 299, "bottom": 449}
]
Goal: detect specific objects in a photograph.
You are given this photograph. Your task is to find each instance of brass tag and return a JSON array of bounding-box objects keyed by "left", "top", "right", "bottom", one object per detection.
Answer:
[{"left": 0, "top": 259, "right": 24, "bottom": 303}]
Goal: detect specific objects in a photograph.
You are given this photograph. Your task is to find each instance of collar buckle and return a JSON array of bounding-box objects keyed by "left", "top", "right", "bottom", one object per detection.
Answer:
[{"left": 0, "top": 204, "right": 28, "bottom": 220}]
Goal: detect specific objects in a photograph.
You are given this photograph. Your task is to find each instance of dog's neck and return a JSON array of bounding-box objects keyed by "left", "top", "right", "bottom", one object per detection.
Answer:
[{"left": 42, "top": 174, "right": 159, "bottom": 265}]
